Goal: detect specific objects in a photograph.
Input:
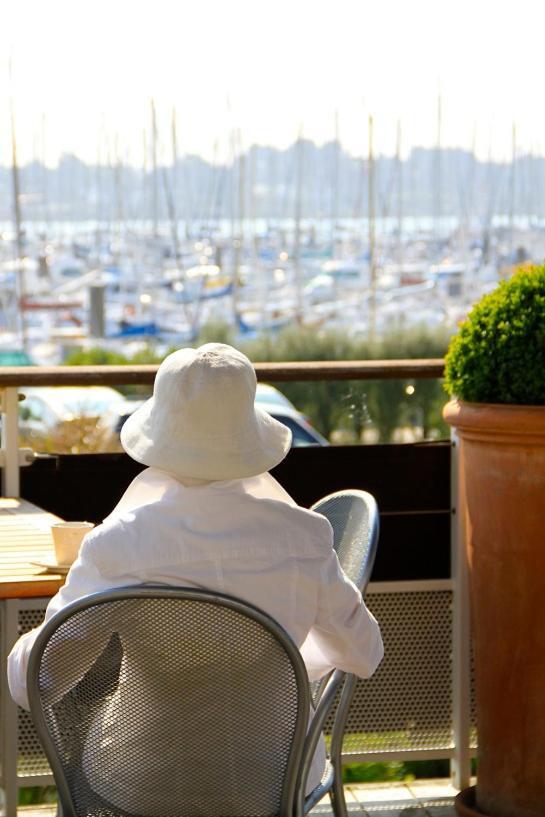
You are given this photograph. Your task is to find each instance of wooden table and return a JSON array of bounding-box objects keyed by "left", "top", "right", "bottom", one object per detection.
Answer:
[
  {"left": 0, "top": 498, "right": 66, "bottom": 599},
  {"left": 0, "top": 498, "right": 66, "bottom": 816}
]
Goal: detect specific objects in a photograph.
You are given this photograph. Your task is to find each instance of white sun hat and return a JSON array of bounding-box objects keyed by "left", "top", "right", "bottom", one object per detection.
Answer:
[{"left": 120, "top": 343, "right": 292, "bottom": 481}]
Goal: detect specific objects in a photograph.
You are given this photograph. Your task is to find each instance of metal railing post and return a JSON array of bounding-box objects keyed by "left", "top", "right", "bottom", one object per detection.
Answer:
[
  {"left": 450, "top": 429, "right": 472, "bottom": 789},
  {"left": 1, "top": 600, "right": 21, "bottom": 817},
  {"left": 0, "top": 388, "right": 20, "bottom": 498}
]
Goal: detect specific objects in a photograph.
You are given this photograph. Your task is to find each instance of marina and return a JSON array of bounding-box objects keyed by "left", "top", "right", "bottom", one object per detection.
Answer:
[
  {"left": 1, "top": 212, "right": 542, "bottom": 364},
  {"left": 3, "top": 89, "right": 544, "bottom": 363}
]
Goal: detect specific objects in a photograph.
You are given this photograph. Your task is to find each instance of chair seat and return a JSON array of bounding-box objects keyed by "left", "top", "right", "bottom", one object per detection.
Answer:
[
  {"left": 28, "top": 490, "right": 379, "bottom": 817},
  {"left": 67, "top": 754, "right": 335, "bottom": 817}
]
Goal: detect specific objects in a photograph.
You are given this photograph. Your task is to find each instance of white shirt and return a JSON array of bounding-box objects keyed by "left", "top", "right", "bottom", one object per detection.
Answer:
[{"left": 8, "top": 467, "right": 383, "bottom": 803}]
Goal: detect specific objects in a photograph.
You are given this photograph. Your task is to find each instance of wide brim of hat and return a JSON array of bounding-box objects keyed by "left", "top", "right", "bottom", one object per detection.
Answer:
[{"left": 120, "top": 395, "right": 292, "bottom": 481}]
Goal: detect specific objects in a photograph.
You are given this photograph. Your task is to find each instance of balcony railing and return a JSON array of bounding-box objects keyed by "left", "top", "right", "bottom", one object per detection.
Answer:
[
  {"left": 0, "top": 359, "right": 472, "bottom": 815},
  {"left": 0, "top": 359, "right": 445, "bottom": 386},
  {"left": 0, "top": 358, "right": 445, "bottom": 497}
]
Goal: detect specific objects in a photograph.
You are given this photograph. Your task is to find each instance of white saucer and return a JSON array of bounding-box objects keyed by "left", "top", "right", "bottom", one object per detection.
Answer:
[{"left": 31, "top": 560, "right": 71, "bottom": 575}]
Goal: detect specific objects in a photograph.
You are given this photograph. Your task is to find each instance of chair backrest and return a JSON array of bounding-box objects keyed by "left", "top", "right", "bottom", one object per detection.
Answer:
[
  {"left": 304, "top": 490, "right": 380, "bottom": 733},
  {"left": 311, "top": 489, "right": 379, "bottom": 592},
  {"left": 28, "top": 586, "right": 310, "bottom": 817}
]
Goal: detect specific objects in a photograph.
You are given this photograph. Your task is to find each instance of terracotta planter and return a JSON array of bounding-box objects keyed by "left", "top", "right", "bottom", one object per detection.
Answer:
[
  {"left": 444, "top": 400, "right": 545, "bottom": 817},
  {"left": 454, "top": 787, "right": 479, "bottom": 816}
]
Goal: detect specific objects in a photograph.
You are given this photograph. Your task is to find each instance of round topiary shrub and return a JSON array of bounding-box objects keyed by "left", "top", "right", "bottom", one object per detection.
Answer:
[{"left": 444, "top": 264, "right": 545, "bottom": 404}]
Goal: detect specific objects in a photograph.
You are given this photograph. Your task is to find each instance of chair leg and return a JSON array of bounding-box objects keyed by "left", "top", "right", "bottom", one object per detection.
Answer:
[
  {"left": 328, "top": 674, "right": 357, "bottom": 817},
  {"left": 329, "top": 763, "right": 348, "bottom": 817}
]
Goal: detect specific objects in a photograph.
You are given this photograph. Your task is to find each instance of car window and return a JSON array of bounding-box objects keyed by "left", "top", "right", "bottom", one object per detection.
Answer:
[
  {"left": 115, "top": 413, "right": 134, "bottom": 434},
  {"left": 272, "top": 414, "right": 322, "bottom": 447},
  {"left": 20, "top": 396, "right": 57, "bottom": 426},
  {"left": 61, "top": 397, "right": 119, "bottom": 415},
  {"left": 255, "top": 385, "right": 294, "bottom": 409}
]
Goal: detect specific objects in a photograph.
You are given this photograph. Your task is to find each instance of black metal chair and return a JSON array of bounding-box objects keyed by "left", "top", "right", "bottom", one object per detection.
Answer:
[
  {"left": 27, "top": 586, "right": 346, "bottom": 817},
  {"left": 27, "top": 490, "right": 378, "bottom": 817},
  {"left": 308, "top": 490, "right": 380, "bottom": 817}
]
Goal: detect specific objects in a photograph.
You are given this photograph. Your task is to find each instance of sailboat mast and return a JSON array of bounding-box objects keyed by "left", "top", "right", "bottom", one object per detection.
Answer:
[
  {"left": 238, "top": 132, "right": 245, "bottom": 251},
  {"left": 114, "top": 134, "right": 124, "bottom": 228},
  {"left": 293, "top": 127, "right": 304, "bottom": 323},
  {"left": 434, "top": 91, "right": 442, "bottom": 245},
  {"left": 134, "top": 129, "right": 148, "bottom": 316},
  {"left": 468, "top": 122, "right": 477, "bottom": 228},
  {"left": 179, "top": 114, "right": 194, "bottom": 241},
  {"left": 171, "top": 108, "right": 178, "bottom": 206},
  {"left": 159, "top": 109, "right": 181, "bottom": 270},
  {"left": 509, "top": 122, "right": 517, "bottom": 258},
  {"left": 248, "top": 145, "right": 260, "bottom": 261},
  {"left": 368, "top": 114, "right": 376, "bottom": 340},
  {"left": 141, "top": 127, "right": 148, "bottom": 230},
  {"left": 9, "top": 73, "right": 27, "bottom": 348},
  {"left": 10, "top": 110, "right": 24, "bottom": 263},
  {"left": 267, "top": 150, "right": 277, "bottom": 233},
  {"left": 332, "top": 110, "right": 340, "bottom": 256},
  {"left": 95, "top": 139, "right": 102, "bottom": 263},
  {"left": 482, "top": 135, "right": 494, "bottom": 264},
  {"left": 41, "top": 113, "right": 49, "bottom": 231},
  {"left": 396, "top": 118, "right": 403, "bottom": 268},
  {"left": 231, "top": 130, "right": 244, "bottom": 323},
  {"left": 105, "top": 136, "right": 114, "bottom": 256},
  {"left": 462, "top": 123, "right": 477, "bottom": 288},
  {"left": 150, "top": 99, "right": 159, "bottom": 239}
]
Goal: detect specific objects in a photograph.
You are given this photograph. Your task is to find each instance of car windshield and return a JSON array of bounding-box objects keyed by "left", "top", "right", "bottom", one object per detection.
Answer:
[
  {"left": 255, "top": 384, "right": 294, "bottom": 409},
  {"left": 24, "top": 387, "right": 125, "bottom": 418}
]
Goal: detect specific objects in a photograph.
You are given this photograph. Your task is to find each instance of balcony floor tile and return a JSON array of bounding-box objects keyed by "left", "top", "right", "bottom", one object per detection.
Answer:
[
  {"left": 17, "top": 780, "right": 456, "bottom": 817},
  {"left": 347, "top": 779, "right": 456, "bottom": 817}
]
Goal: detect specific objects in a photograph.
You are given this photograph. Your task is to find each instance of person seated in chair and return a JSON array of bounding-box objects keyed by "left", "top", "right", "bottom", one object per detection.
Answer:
[{"left": 8, "top": 343, "right": 383, "bottom": 805}]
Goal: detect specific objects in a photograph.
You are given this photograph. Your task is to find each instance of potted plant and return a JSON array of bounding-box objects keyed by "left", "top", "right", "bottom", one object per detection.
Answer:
[{"left": 443, "top": 264, "right": 545, "bottom": 817}]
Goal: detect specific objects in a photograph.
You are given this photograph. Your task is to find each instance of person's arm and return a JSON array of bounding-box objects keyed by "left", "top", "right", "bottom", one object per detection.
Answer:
[
  {"left": 300, "top": 547, "right": 383, "bottom": 681},
  {"left": 7, "top": 528, "right": 129, "bottom": 710}
]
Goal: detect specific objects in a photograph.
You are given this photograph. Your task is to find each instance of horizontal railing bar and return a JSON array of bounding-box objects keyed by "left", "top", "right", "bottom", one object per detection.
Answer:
[
  {"left": 380, "top": 508, "right": 450, "bottom": 517},
  {"left": 16, "top": 773, "right": 55, "bottom": 785},
  {"left": 367, "top": 579, "right": 453, "bottom": 594},
  {"left": 0, "top": 359, "right": 445, "bottom": 387},
  {"left": 340, "top": 748, "right": 456, "bottom": 762}
]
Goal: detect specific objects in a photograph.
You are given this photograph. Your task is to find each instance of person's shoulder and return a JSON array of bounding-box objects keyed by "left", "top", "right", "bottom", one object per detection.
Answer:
[
  {"left": 297, "top": 506, "right": 334, "bottom": 547},
  {"left": 225, "top": 478, "right": 334, "bottom": 552},
  {"left": 271, "top": 501, "right": 334, "bottom": 551},
  {"left": 78, "top": 506, "right": 148, "bottom": 570}
]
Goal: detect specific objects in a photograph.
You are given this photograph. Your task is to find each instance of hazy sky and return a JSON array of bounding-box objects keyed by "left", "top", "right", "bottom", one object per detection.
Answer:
[{"left": 2, "top": 0, "right": 543, "bottom": 166}]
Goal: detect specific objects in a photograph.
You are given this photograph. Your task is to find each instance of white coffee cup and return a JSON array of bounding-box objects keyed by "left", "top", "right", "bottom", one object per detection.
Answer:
[{"left": 51, "top": 521, "right": 94, "bottom": 565}]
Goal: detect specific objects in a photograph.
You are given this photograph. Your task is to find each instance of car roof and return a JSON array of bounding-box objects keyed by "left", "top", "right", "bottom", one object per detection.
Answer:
[
  {"left": 0, "top": 349, "right": 34, "bottom": 366},
  {"left": 255, "top": 400, "right": 303, "bottom": 419},
  {"left": 22, "top": 386, "right": 125, "bottom": 416},
  {"left": 257, "top": 402, "right": 329, "bottom": 445},
  {"left": 255, "top": 383, "right": 296, "bottom": 409}
]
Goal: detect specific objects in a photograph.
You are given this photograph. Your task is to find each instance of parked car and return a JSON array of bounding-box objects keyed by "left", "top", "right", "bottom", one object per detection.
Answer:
[
  {"left": 0, "top": 348, "right": 35, "bottom": 366},
  {"left": 254, "top": 384, "right": 329, "bottom": 446},
  {"left": 18, "top": 383, "right": 328, "bottom": 451},
  {"left": 99, "top": 397, "right": 148, "bottom": 437},
  {"left": 254, "top": 383, "right": 296, "bottom": 410},
  {"left": 103, "top": 383, "right": 328, "bottom": 447},
  {"left": 19, "top": 387, "right": 128, "bottom": 435}
]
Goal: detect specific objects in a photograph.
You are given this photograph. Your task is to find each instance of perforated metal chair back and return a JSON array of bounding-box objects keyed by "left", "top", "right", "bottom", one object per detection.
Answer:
[
  {"left": 302, "top": 490, "right": 380, "bottom": 817},
  {"left": 311, "top": 490, "right": 379, "bottom": 592},
  {"left": 27, "top": 587, "right": 310, "bottom": 817}
]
